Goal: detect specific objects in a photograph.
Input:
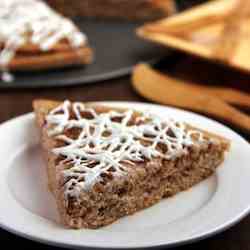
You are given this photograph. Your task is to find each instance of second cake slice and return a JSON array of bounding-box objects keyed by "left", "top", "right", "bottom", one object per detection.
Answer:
[{"left": 0, "top": 0, "right": 93, "bottom": 81}]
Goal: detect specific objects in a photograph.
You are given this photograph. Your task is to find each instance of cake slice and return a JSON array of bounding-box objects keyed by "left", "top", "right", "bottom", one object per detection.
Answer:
[
  {"left": 45, "top": 0, "right": 176, "bottom": 20},
  {"left": 33, "top": 99, "right": 230, "bottom": 229},
  {"left": 0, "top": 0, "right": 93, "bottom": 82}
]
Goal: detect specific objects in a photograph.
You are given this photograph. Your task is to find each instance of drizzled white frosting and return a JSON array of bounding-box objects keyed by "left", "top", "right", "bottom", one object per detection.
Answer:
[
  {"left": 0, "top": 0, "right": 87, "bottom": 81},
  {"left": 46, "top": 101, "right": 204, "bottom": 197}
]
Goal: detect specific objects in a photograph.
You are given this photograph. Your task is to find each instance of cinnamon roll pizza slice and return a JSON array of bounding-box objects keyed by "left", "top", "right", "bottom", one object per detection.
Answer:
[
  {"left": 0, "top": 0, "right": 93, "bottom": 81},
  {"left": 34, "top": 99, "right": 230, "bottom": 229}
]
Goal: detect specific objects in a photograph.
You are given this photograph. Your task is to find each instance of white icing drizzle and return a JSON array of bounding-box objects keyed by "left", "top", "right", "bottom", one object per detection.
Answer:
[
  {"left": 0, "top": 0, "right": 87, "bottom": 82},
  {"left": 46, "top": 101, "right": 204, "bottom": 198}
]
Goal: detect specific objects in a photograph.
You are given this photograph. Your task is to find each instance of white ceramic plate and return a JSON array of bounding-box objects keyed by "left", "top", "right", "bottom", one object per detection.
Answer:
[{"left": 0, "top": 102, "right": 250, "bottom": 249}]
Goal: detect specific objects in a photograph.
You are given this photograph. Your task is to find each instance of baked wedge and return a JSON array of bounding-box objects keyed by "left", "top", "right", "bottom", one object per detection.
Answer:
[
  {"left": 33, "top": 99, "right": 230, "bottom": 229},
  {"left": 0, "top": 0, "right": 93, "bottom": 81}
]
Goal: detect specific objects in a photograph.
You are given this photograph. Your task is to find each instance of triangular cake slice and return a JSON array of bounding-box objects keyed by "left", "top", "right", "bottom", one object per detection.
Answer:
[
  {"left": 33, "top": 99, "right": 230, "bottom": 229},
  {"left": 0, "top": 0, "right": 93, "bottom": 82}
]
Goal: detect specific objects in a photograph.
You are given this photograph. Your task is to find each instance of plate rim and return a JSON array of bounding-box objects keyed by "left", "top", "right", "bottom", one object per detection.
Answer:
[
  {"left": 0, "top": 101, "right": 250, "bottom": 249},
  {"left": 0, "top": 57, "right": 161, "bottom": 89}
]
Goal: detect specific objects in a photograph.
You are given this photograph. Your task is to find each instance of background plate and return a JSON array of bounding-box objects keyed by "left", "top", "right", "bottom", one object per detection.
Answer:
[
  {"left": 0, "top": 19, "right": 166, "bottom": 89},
  {"left": 0, "top": 1, "right": 207, "bottom": 89}
]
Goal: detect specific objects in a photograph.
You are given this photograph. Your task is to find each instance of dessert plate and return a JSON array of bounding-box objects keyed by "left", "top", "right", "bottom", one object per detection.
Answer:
[{"left": 0, "top": 102, "right": 250, "bottom": 249}]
